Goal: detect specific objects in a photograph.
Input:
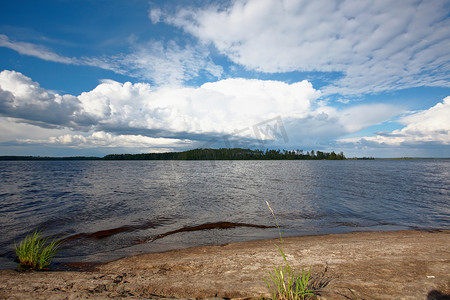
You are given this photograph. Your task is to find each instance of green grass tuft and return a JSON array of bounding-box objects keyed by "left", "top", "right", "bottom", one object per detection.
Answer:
[
  {"left": 264, "top": 201, "right": 316, "bottom": 300},
  {"left": 15, "top": 230, "right": 63, "bottom": 270}
]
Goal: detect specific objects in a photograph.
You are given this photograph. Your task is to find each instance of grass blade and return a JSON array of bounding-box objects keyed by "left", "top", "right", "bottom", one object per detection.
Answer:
[{"left": 15, "top": 230, "right": 64, "bottom": 270}]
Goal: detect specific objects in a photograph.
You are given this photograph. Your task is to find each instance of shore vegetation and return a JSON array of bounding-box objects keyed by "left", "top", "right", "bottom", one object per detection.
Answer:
[
  {"left": 104, "top": 148, "right": 345, "bottom": 160},
  {"left": 15, "top": 230, "right": 63, "bottom": 270},
  {"left": 264, "top": 201, "right": 316, "bottom": 300},
  {"left": 0, "top": 148, "right": 346, "bottom": 160}
]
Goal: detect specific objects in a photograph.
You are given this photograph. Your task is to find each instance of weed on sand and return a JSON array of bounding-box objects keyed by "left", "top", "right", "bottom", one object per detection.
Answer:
[
  {"left": 264, "top": 201, "right": 316, "bottom": 300},
  {"left": 15, "top": 230, "right": 63, "bottom": 270}
]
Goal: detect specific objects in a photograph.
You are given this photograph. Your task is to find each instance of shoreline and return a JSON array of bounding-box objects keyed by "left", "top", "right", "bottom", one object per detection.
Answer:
[{"left": 1, "top": 229, "right": 449, "bottom": 299}]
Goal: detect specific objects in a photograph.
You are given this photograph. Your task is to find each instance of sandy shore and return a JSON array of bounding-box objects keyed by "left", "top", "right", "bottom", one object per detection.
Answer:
[{"left": 0, "top": 230, "right": 449, "bottom": 299}]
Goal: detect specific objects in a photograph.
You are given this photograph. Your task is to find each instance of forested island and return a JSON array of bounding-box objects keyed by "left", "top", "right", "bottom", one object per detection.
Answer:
[
  {"left": 104, "top": 148, "right": 345, "bottom": 160},
  {"left": 0, "top": 148, "right": 345, "bottom": 160}
]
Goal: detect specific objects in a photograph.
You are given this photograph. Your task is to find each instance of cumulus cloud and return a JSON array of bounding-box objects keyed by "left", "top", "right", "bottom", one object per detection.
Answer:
[
  {"left": 72, "top": 76, "right": 320, "bottom": 137},
  {"left": 18, "top": 131, "right": 191, "bottom": 150},
  {"left": 337, "top": 104, "right": 404, "bottom": 133},
  {"left": 158, "top": 0, "right": 450, "bottom": 94},
  {"left": 1, "top": 70, "right": 411, "bottom": 151},
  {"left": 0, "top": 117, "right": 72, "bottom": 143},
  {"left": 339, "top": 96, "right": 450, "bottom": 147},
  {"left": 0, "top": 70, "right": 319, "bottom": 145},
  {"left": 282, "top": 102, "right": 404, "bottom": 148},
  {"left": 0, "top": 70, "right": 84, "bottom": 129}
]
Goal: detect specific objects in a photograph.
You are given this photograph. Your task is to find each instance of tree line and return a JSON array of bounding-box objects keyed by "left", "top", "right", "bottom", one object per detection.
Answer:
[
  {"left": 103, "top": 148, "right": 346, "bottom": 160},
  {"left": 0, "top": 148, "right": 345, "bottom": 161}
]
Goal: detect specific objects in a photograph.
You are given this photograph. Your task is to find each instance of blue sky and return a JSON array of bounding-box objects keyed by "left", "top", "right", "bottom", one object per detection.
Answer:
[{"left": 0, "top": 0, "right": 449, "bottom": 157}]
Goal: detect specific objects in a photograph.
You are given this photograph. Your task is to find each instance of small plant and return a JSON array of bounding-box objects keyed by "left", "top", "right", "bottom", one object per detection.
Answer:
[
  {"left": 15, "top": 230, "right": 63, "bottom": 270},
  {"left": 264, "top": 201, "right": 315, "bottom": 300}
]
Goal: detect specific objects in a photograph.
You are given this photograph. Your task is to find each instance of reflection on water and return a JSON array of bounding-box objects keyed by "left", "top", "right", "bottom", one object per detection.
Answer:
[{"left": 0, "top": 159, "right": 449, "bottom": 267}]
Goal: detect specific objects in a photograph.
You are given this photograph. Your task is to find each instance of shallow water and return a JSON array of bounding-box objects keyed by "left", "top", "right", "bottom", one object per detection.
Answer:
[{"left": 0, "top": 159, "right": 449, "bottom": 268}]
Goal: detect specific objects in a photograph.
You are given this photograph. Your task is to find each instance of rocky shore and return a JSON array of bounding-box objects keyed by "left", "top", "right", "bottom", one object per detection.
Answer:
[{"left": 0, "top": 230, "right": 449, "bottom": 299}]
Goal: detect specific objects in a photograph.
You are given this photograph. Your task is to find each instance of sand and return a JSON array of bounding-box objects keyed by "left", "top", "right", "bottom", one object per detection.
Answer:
[{"left": 0, "top": 230, "right": 449, "bottom": 299}]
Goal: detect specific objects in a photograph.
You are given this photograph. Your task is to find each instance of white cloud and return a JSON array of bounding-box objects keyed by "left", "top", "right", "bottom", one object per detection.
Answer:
[
  {"left": 18, "top": 131, "right": 191, "bottom": 150},
  {"left": 0, "top": 70, "right": 83, "bottom": 128},
  {"left": 0, "top": 34, "right": 222, "bottom": 86},
  {"left": 159, "top": 0, "right": 450, "bottom": 94},
  {"left": 149, "top": 8, "right": 163, "bottom": 24},
  {"left": 76, "top": 76, "right": 319, "bottom": 136},
  {"left": 282, "top": 102, "right": 404, "bottom": 148},
  {"left": 0, "top": 117, "right": 71, "bottom": 143},
  {"left": 337, "top": 104, "right": 403, "bottom": 133},
  {"left": 339, "top": 96, "right": 450, "bottom": 147},
  {"left": 118, "top": 40, "right": 223, "bottom": 86},
  {"left": 0, "top": 34, "right": 122, "bottom": 73},
  {"left": 1, "top": 70, "right": 412, "bottom": 152},
  {"left": 0, "top": 70, "right": 320, "bottom": 143},
  {"left": 0, "top": 34, "right": 76, "bottom": 64}
]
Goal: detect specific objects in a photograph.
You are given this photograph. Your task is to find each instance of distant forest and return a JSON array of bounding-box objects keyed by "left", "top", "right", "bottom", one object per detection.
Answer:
[
  {"left": 105, "top": 148, "right": 345, "bottom": 160},
  {"left": 0, "top": 148, "right": 346, "bottom": 161}
]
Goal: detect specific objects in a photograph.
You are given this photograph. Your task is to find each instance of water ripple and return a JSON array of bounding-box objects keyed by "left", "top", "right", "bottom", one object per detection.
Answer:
[{"left": 0, "top": 159, "right": 449, "bottom": 266}]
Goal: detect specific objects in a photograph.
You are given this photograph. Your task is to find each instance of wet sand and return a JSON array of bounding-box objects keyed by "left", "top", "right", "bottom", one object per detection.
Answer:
[{"left": 0, "top": 230, "right": 449, "bottom": 299}]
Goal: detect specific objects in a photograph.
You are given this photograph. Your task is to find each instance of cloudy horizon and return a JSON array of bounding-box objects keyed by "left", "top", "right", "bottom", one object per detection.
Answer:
[{"left": 1, "top": 0, "right": 449, "bottom": 157}]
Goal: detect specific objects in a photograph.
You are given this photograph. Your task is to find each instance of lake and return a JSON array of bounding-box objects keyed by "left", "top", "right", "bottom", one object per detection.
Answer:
[{"left": 0, "top": 159, "right": 449, "bottom": 268}]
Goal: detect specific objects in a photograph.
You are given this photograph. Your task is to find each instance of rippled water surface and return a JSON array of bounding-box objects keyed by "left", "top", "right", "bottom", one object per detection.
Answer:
[{"left": 0, "top": 160, "right": 449, "bottom": 268}]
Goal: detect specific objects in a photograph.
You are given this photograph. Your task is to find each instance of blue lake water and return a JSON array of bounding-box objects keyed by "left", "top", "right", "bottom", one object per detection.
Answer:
[{"left": 0, "top": 159, "right": 449, "bottom": 268}]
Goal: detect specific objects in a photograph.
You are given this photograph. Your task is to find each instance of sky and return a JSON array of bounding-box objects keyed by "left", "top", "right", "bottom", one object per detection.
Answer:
[{"left": 0, "top": 0, "right": 449, "bottom": 158}]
